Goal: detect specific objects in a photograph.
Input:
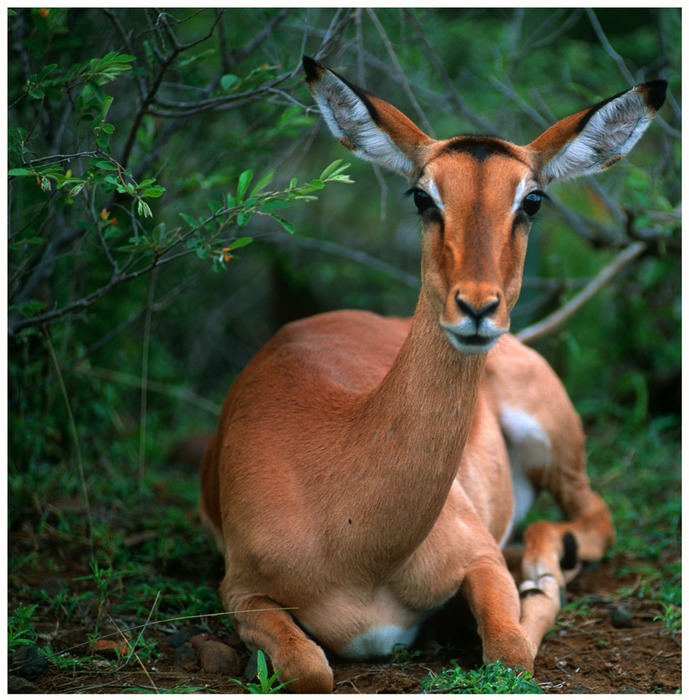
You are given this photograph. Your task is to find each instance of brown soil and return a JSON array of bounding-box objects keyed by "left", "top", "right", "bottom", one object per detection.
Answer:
[{"left": 9, "top": 546, "right": 680, "bottom": 695}]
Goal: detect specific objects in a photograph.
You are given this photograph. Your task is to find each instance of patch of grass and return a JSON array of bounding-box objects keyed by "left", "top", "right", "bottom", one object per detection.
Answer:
[
  {"left": 229, "top": 650, "right": 297, "bottom": 693},
  {"left": 654, "top": 602, "right": 681, "bottom": 635},
  {"left": 8, "top": 604, "right": 39, "bottom": 653},
  {"left": 421, "top": 660, "right": 543, "bottom": 694},
  {"left": 8, "top": 402, "right": 680, "bottom": 693}
]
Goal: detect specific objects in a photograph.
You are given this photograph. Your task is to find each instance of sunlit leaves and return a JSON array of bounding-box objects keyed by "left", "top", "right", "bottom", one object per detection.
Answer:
[
  {"left": 173, "top": 160, "right": 354, "bottom": 269},
  {"left": 22, "top": 51, "right": 135, "bottom": 102}
]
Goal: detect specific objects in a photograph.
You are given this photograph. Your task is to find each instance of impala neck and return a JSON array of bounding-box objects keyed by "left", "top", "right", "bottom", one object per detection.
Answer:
[{"left": 347, "top": 292, "right": 487, "bottom": 558}]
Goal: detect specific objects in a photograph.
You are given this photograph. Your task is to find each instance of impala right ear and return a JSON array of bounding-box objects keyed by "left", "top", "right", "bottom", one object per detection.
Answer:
[
  {"left": 303, "top": 56, "right": 432, "bottom": 179},
  {"left": 529, "top": 80, "right": 667, "bottom": 184}
]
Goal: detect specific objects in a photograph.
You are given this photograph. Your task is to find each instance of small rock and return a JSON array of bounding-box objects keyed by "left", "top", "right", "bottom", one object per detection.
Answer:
[
  {"left": 198, "top": 640, "right": 242, "bottom": 675},
  {"left": 167, "top": 626, "right": 207, "bottom": 649},
  {"left": 174, "top": 642, "right": 199, "bottom": 671},
  {"left": 189, "top": 632, "right": 223, "bottom": 651},
  {"left": 11, "top": 645, "right": 48, "bottom": 681},
  {"left": 8, "top": 674, "right": 37, "bottom": 693},
  {"left": 92, "top": 639, "right": 130, "bottom": 658},
  {"left": 610, "top": 604, "right": 634, "bottom": 628},
  {"left": 224, "top": 631, "right": 242, "bottom": 648}
]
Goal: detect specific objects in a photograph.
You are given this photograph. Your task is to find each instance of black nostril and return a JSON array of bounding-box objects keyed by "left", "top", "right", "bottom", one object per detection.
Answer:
[{"left": 456, "top": 293, "right": 499, "bottom": 320}]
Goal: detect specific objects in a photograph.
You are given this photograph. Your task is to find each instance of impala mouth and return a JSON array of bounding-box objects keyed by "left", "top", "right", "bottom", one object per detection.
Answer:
[
  {"left": 445, "top": 330, "right": 499, "bottom": 354},
  {"left": 441, "top": 319, "right": 505, "bottom": 354}
]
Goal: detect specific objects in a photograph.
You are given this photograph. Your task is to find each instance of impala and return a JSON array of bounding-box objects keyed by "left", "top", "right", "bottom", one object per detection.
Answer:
[{"left": 200, "top": 57, "right": 666, "bottom": 692}]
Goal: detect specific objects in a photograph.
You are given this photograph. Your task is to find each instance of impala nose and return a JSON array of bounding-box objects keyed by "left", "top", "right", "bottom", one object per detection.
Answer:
[{"left": 455, "top": 292, "right": 500, "bottom": 321}]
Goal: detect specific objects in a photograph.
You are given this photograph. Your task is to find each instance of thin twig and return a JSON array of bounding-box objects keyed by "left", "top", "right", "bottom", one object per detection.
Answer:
[
  {"left": 366, "top": 8, "right": 434, "bottom": 136},
  {"left": 75, "top": 366, "right": 222, "bottom": 416},
  {"left": 42, "top": 325, "right": 95, "bottom": 555},
  {"left": 266, "top": 232, "right": 420, "bottom": 289},
  {"left": 138, "top": 268, "right": 157, "bottom": 489}
]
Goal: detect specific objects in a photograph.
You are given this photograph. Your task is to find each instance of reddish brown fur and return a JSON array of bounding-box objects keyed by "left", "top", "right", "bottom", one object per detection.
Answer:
[{"left": 199, "top": 62, "right": 661, "bottom": 692}]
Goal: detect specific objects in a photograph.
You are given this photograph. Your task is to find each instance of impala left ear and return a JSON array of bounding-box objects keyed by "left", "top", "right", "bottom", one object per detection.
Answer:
[
  {"left": 529, "top": 80, "right": 667, "bottom": 184},
  {"left": 303, "top": 56, "right": 433, "bottom": 179}
]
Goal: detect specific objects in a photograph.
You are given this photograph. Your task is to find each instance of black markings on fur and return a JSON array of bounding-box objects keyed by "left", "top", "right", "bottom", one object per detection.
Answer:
[
  {"left": 575, "top": 79, "right": 667, "bottom": 134},
  {"left": 444, "top": 136, "right": 524, "bottom": 163},
  {"left": 560, "top": 531, "right": 578, "bottom": 571},
  {"left": 520, "top": 588, "right": 547, "bottom": 599},
  {"left": 302, "top": 55, "right": 320, "bottom": 82},
  {"left": 302, "top": 56, "right": 380, "bottom": 124},
  {"left": 643, "top": 79, "right": 668, "bottom": 111}
]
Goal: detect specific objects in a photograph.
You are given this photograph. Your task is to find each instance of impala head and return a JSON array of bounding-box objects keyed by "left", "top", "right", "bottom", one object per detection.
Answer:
[{"left": 304, "top": 56, "right": 666, "bottom": 354}]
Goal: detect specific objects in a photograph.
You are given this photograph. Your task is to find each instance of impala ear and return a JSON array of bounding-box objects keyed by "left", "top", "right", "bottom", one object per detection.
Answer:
[
  {"left": 529, "top": 80, "right": 667, "bottom": 184},
  {"left": 303, "top": 56, "right": 432, "bottom": 178}
]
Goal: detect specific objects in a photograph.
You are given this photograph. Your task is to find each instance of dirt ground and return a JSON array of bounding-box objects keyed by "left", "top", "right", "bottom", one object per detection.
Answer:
[{"left": 9, "top": 546, "right": 681, "bottom": 695}]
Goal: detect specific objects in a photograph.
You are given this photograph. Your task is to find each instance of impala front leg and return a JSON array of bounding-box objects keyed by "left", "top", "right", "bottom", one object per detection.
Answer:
[
  {"left": 460, "top": 556, "right": 536, "bottom": 672},
  {"left": 222, "top": 590, "right": 334, "bottom": 693}
]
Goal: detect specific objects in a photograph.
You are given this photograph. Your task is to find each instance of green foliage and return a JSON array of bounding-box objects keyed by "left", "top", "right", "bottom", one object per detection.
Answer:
[
  {"left": 421, "top": 660, "right": 543, "bottom": 694},
  {"left": 230, "top": 650, "right": 297, "bottom": 693},
  {"left": 8, "top": 604, "right": 40, "bottom": 653}
]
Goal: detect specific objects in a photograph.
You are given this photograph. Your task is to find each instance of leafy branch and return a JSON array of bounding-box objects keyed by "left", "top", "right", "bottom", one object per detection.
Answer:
[{"left": 9, "top": 160, "right": 353, "bottom": 336}]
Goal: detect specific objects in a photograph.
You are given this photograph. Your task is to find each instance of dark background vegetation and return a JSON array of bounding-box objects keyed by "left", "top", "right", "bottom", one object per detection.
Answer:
[{"left": 8, "top": 8, "right": 680, "bottom": 693}]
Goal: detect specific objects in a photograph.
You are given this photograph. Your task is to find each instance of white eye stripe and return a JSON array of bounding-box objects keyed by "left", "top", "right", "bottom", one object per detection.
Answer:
[
  {"left": 421, "top": 177, "right": 536, "bottom": 213},
  {"left": 512, "top": 178, "right": 528, "bottom": 213},
  {"left": 427, "top": 179, "right": 444, "bottom": 211}
]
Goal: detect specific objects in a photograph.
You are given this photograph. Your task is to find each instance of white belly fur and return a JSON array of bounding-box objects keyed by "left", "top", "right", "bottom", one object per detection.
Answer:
[{"left": 341, "top": 622, "right": 421, "bottom": 659}]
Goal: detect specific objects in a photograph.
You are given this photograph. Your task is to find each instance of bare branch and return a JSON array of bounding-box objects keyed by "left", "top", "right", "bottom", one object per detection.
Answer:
[
  {"left": 516, "top": 242, "right": 647, "bottom": 345},
  {"left": 230, "top": 9, "right": 292, "bottom": 67},
  {"left": 366, "top": 9, "right": 434, "bottom": 136},
  {"left": 585, "top": 9, "right": 636, "bottom": 85}
]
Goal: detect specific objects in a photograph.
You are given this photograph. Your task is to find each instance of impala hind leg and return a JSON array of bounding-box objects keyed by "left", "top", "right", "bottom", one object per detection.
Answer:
[
  {"left": 521, "top": 485, "right": 615, "bottom": 587},
  {"left": 222, "top": 590, "right": 334, "bottom": 693},
  {"left": 513, "top": 465, "right": 614, "bottom": 656}
]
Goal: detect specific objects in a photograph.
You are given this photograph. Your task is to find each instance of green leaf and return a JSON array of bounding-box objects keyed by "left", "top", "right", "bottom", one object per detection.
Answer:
[
  {"left": 137, "top": 200, "right": 153, "bottom": 218},
  {"left": 220, "top": 74, "right": 240, "bottom": 91},
  {"left": 319, "top": 159, "right": 347, "bottom": 180},
  {"left": 100, "top": 95, "right": 114, "bottom": 120},
  {"left": 227, "top": 236, "right": 253, "bottom": 251},
  {"left": 260, "top": 200, "right": 288, "bottom": 213},
  {"left": 95, "top": 160, "right": 118, "bottom": 171},
  {"left": 237, "top": 170, "right": 253, "bottom": 202},
  {"left": 8, "top": 168, "right": 34, "bottom": 177},
  {"left": 179, "top": 212, "right": 198, "bottom": 228},
  {"left": 68, "top": 183, "right": 85, "bottom": 198},
  {"left": 250, "top": 170, "right": 274, "bottom": 197},
  {"left": 237, "top": 211, "right": 251, "bottom": 227},
  {"left": 141, "top": 187, "right": 165, "bottom": 198},
  {"left": 271, "top": 214, "right": 295, "bottom": 235},
  {"left": 9, "top": 299, "right": 46, "bottom": 317}
]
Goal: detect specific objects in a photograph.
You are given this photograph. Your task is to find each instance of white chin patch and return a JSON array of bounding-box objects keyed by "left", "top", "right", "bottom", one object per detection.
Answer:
[{"left": 445, "top": 329, "right": 500, "bottom": 355}]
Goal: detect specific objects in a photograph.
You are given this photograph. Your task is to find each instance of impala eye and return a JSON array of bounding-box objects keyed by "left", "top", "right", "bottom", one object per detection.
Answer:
[
  {"left": 412, "top": 188, "right": 434, "bottom": 214},
  {"left": 522, "top": 192, "right": 543, "bottom": 217}
]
